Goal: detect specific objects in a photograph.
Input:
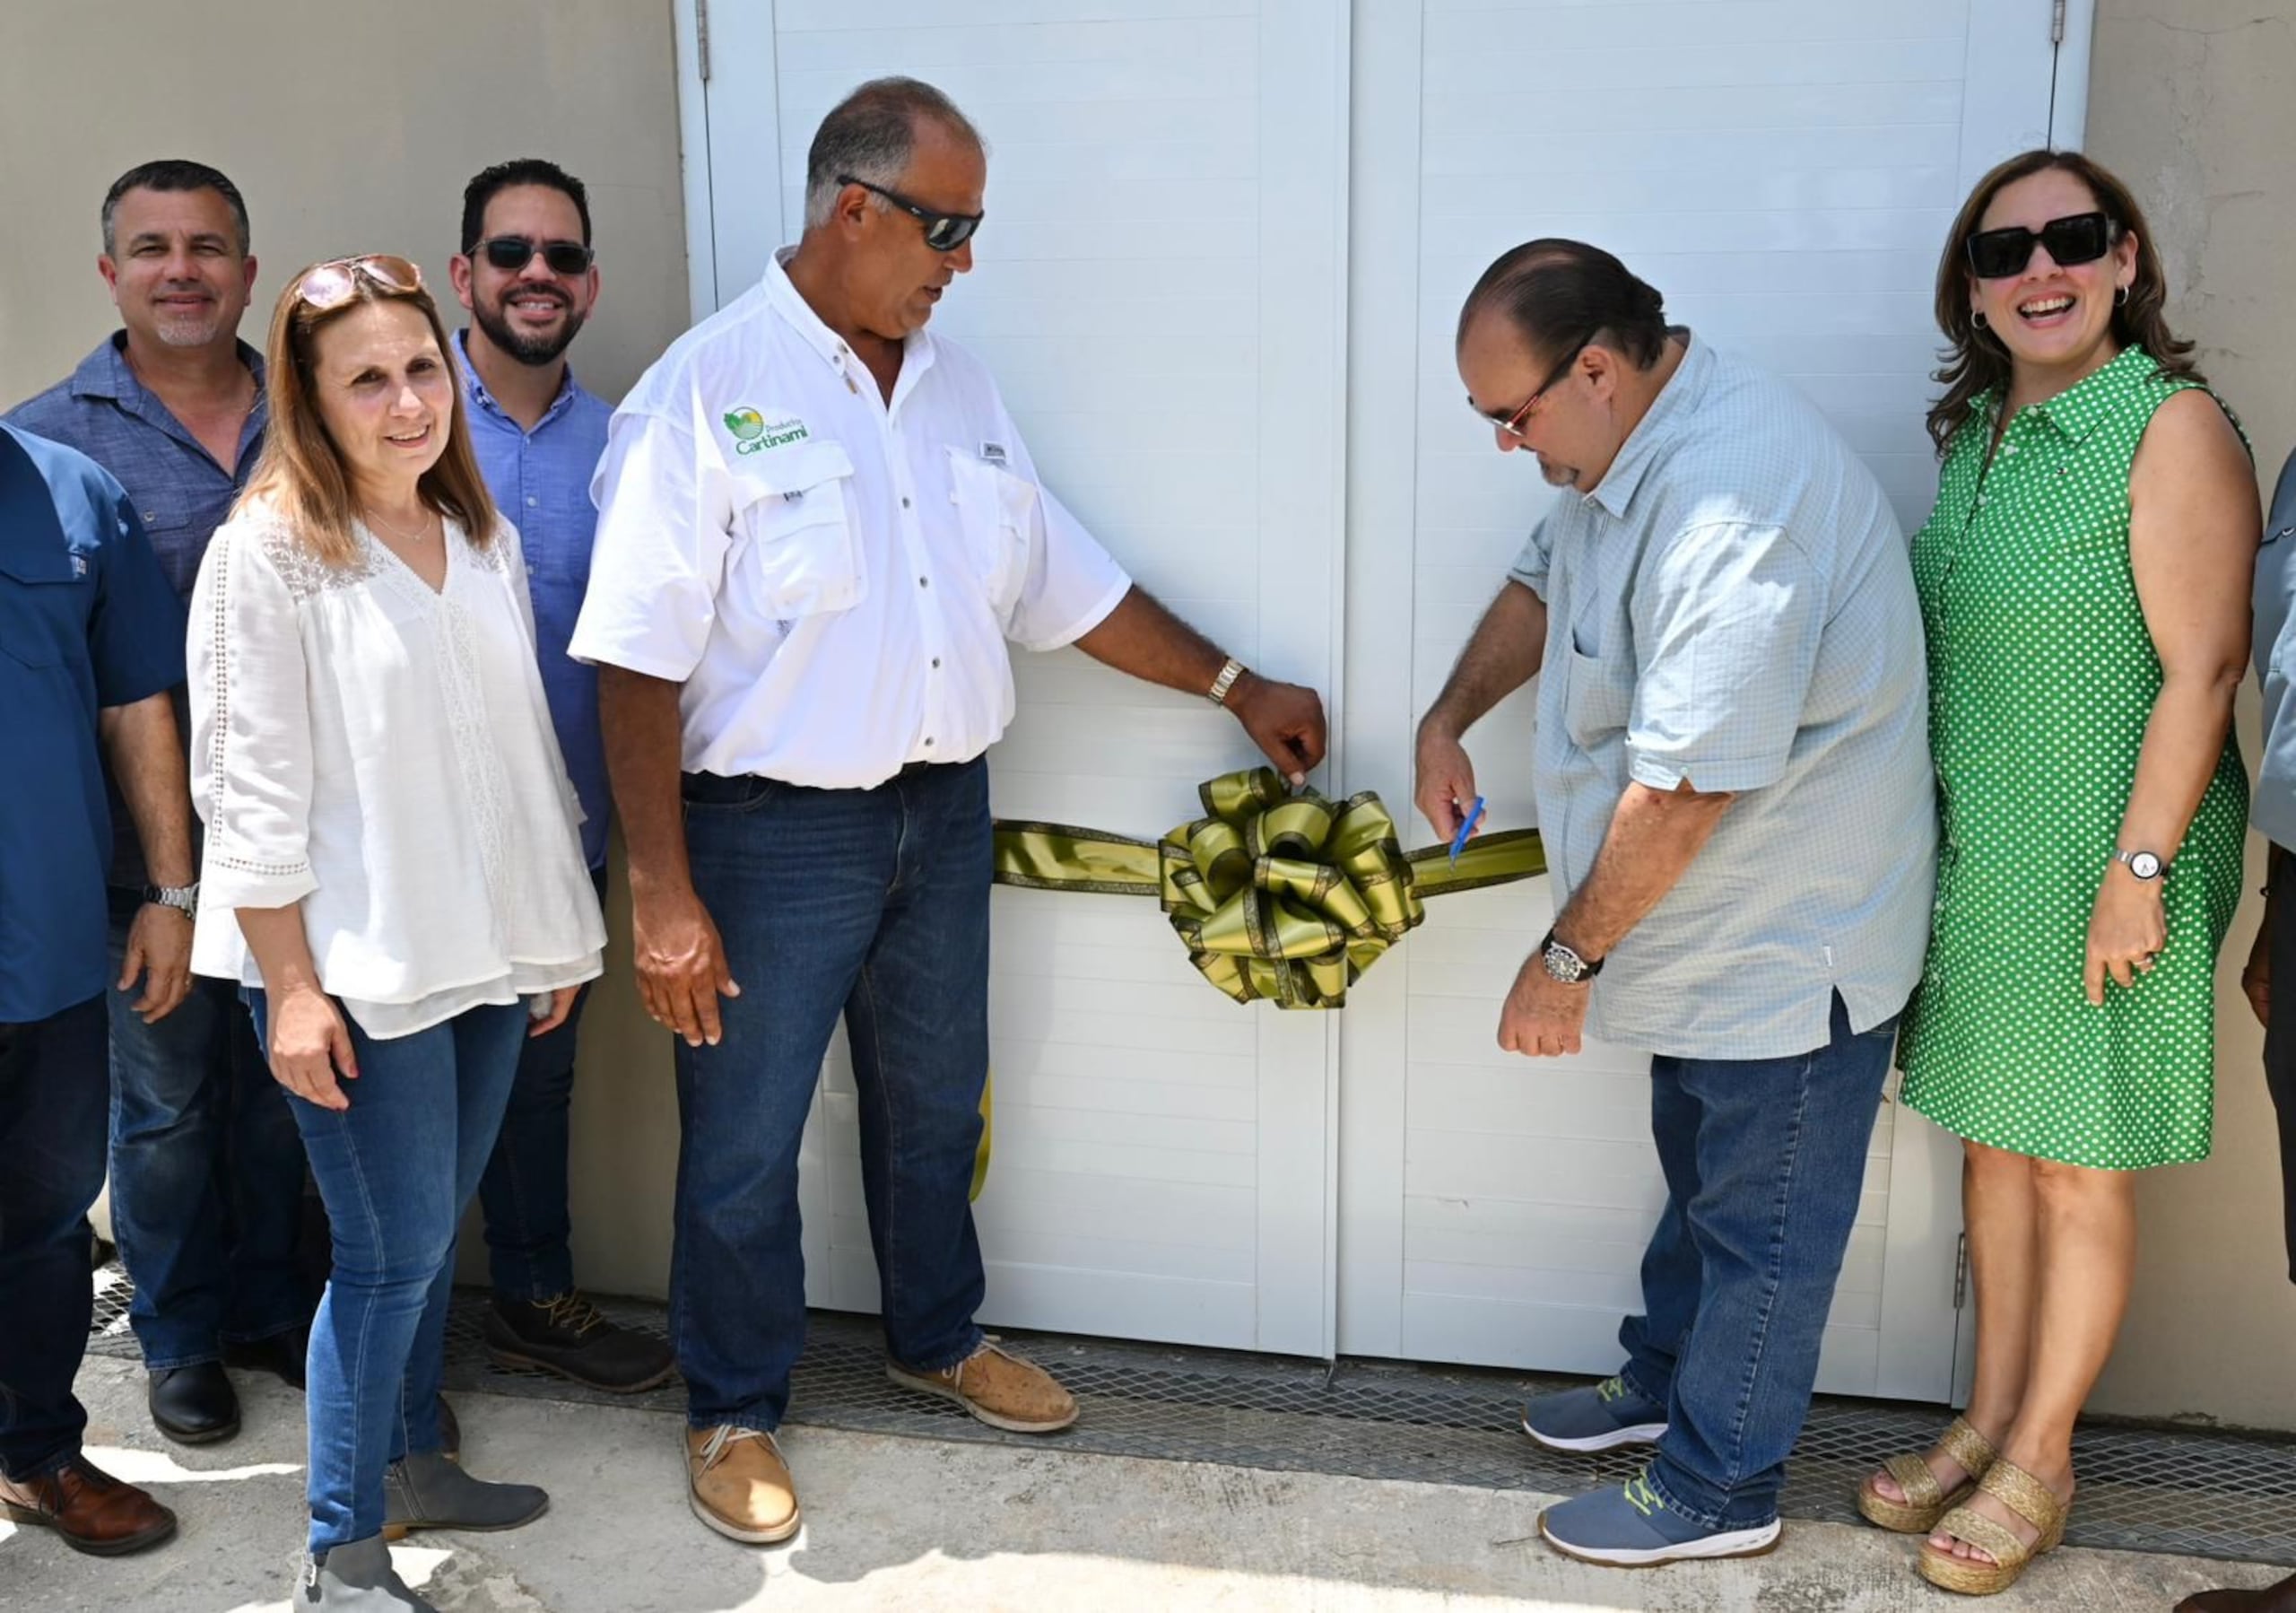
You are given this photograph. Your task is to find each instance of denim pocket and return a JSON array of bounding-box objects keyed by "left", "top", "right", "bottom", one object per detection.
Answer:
[{"left": 679, "top": 772, "right": 780, "bottom": 813}]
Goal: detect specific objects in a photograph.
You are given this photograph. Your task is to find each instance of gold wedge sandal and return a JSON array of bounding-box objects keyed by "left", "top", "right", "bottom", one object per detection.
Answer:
[
  {"left": 1917, "top": 1458, "right": 2069, "bottom": 1596},
  {"left": 1856, "top": 1415, "right": 1999, "bottom": 1535}
]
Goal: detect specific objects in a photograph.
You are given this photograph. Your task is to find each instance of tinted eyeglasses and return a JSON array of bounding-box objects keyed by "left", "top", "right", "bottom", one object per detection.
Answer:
[
  {"left": 1966, "top": 211, "right": 2115, "bottom": 280},
  {"left": 1472, "top": 340, "right": 1587, "bottom": 440},
  {"left": 294, "top": 255, "right": 424, "bottom": 310},
  {"left": 476, "top": 236, "right": 596, "bottom": 276},
  {"left": 837, "top": 175, "right": 983, "bottom": 252}
]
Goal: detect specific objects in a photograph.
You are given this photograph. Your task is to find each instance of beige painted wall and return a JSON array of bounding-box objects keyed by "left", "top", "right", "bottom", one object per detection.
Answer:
[
  {"left": 13, "top": 0, "right": 2296, "bottom": 1431},
  {"left": 2081, "top": 0, "right": 2296, "bottom": 1429}
]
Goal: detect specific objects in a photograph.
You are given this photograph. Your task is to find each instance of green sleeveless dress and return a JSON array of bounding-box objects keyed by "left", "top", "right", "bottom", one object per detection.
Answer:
[{"left": 1897, "top": 344, "right": 2247, "bottom": 1170}]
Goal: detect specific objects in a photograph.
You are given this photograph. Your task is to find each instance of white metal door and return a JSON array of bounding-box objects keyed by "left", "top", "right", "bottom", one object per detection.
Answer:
[
  {"left": 689, "top": 0, "right": 1351, "bottom": 1356},
  {"left": 1335, "top": 0, "right": 2087, "bottom": 1399}
]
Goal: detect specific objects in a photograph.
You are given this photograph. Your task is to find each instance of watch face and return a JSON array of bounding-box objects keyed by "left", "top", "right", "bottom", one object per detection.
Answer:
[
  {"left": 2129, "top": 852, "right": 2161, "bottom": 880},
  {"left": 1543, "top": 944, "right": 1584, "bottom": 984}
]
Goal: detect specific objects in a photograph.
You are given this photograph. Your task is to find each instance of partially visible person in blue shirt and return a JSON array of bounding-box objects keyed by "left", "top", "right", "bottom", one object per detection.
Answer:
[
  {"left": 0, "top": 420, "right": 187, "bottom": 1554},
  {"left": 5, "top": 159, "right": 309, "bottom": 1450},
  {"left": 446, "top": 157, "right": 671, "bottom": 1396}
]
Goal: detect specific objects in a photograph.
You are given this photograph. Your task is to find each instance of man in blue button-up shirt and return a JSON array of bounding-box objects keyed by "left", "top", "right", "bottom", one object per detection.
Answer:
[
  {"left": 7, "top": 161, "right": 310, "bottom": 1448},
  {"left": 447, "top": 158, "right": 671, "bottom": 1393},
  {"left": 0, "top": 421, "right": 188, "bottom": 1554}
]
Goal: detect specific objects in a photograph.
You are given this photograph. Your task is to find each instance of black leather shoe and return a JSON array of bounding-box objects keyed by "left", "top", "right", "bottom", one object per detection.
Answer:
[
  {"left": 148, "top": 1362, "right": 239, "bottom": 1444},
  {"left": 222, "top": 1328, "right": 308, "bottom": 1391},
  {"left": 483, "top": 1292, "right": 677, "bottom": 1393}
]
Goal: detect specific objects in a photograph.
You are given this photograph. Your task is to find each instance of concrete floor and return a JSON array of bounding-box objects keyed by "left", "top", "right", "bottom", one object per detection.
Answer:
[{"left": 3, "top": 1356, "right": 2286, "bottom": 1612}]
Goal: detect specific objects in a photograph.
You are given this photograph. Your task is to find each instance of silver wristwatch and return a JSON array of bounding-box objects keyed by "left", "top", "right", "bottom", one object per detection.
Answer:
[
  {"left": 2113, "top": 849, "right": 2168, "bottom": 882},
  {"left": 143, "top": 882, "right": 200, "bottom": 919},
  {"left": 1540, "top": 927, "right": 1604, "bottom": 984},
  {"left": 1206, "top": 657, "right": 1247, "bottom": 707}
]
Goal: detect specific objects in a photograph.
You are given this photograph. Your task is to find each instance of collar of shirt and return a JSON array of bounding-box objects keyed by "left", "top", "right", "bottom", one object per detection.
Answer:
[
  {"left": 1975, "top": 343, "right": 2157, "bottom": 446},
  {"left": 761, "top": 247, "right": 941, "bottom": 412},
  {"left": 452, "top": 327, "right": 585, "bottom": 435},
  {"left": 70, "top": 331, "right": 268, "bottom": 464},
  {"left": 1581, "top": 329, "right": 1710, "bottom": 520}
]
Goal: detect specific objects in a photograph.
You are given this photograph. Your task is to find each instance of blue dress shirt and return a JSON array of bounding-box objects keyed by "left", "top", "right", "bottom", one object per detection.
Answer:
[
  {"left": 0, "top": 423, "right": 185, "bottom": 1023},
  {"left": 454, "top": 331, "right": 612, "bottom": 868}
]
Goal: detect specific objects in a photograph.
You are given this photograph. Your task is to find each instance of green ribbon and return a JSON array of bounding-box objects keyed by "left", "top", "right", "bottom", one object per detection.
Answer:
[{"left": 993, "top": 767, "right": 1547, "bottom": 1011}]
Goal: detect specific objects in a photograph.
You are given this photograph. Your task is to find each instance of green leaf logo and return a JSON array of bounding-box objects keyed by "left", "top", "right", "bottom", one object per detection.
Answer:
[{"left": 723, "top": 407, "right": 765, "bottom": 441}]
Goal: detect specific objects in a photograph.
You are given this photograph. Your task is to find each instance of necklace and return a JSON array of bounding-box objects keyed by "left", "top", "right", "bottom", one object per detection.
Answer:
[{"left": 366, "top": 505, "right": 438, "bottom": 545}]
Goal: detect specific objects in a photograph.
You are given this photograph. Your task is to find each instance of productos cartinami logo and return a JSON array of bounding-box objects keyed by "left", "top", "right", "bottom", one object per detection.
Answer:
[{"left": 723, "top": 407, "right": 809, "bottom": 455}]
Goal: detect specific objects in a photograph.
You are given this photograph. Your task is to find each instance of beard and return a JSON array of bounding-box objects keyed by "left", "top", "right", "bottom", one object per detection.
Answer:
[
  {"left": 150, "top": 307, "right": 226, "bottom": 348},
  {"left": 1535, "top": 453, "right": 1582, "bottom": 489},
  {"left": 474, "top": 293, "right": 586, "bottom": 366}
]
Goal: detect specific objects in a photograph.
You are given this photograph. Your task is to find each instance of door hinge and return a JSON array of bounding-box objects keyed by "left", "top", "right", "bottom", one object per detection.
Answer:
[
  {"left": 696, "top": 0, "right": 712, "bottom": 82},
  {"left": 1952, "top": 1232, "right": 1970, "bottom": 1309},
  {"left": 2050, "top": 0, "right": 2067, "bottom": 45}
]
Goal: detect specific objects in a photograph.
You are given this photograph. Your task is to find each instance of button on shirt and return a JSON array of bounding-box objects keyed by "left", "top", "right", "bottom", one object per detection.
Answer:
[
  {"left": 454, "top": 331, "right": 613, "bottom": 868},
  {"left": 2250, "top": 447, "right": 2296, "bottom": 850},
  {"left": 571, "top": 251, "right": 1133, "bottom": 784},
  {"left": 6, "top": 333, "right": 266, "bottom": 889},
  {"left": 0, "top": 423, "right": 185, "bottom": 1023},
  {"left": 1507, "top": 334, "right": 1936, "bottom": 1059}
]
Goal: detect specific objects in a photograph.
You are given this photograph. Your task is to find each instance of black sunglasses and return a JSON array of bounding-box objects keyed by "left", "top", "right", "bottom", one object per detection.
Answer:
[
  {"left": 1965, "top": 211, "right": 2114, "bottom": 280},
  {"left": 477, "top": 236, "right": 595, "bottom": 276},
  {"left": 838, "top": 175, "right": 982, "bottom": 252}
]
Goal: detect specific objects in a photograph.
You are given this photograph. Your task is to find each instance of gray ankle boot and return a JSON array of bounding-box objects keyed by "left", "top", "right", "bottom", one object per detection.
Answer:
[
  {"left": 383, "top": 1450, "right": 549, "bottom": 1535},
  {"left": 299, "top": 1534, "right": 435, "bottom": 1610}
]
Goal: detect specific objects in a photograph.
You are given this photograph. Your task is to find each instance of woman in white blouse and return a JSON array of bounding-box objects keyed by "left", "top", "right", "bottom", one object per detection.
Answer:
[{"left": 187, "top": 255, "right": 603, "bottom": 1611}]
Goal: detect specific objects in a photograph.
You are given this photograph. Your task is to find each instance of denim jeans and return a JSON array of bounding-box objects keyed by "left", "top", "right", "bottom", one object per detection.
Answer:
[
  {"left": 1617, "top": 990, "right": 1900, "bottom": 1530},
  {"left": 106, "top": 889, "right": 309, "bottom": 1369},
  {"left": 0, "top": 996, "right": 107, "bottom": 1478},
  {"left": 477, "top": 865, "right": 610, "bottom": 1303},
  {"left": 248, "top": 990, "right": 527, "bottom": 1552},
  {"left": 673, "top": 760, "right": 991, "bottom": 1432}
]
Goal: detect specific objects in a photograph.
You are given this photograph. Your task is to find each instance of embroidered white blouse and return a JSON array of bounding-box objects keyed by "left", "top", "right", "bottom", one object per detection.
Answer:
[{"left": 187, "top": 501, "right": 604, "bottom": 1038}]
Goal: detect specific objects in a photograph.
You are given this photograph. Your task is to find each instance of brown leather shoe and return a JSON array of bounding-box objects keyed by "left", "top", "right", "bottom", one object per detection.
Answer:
[
  {"left": 684, "top": 1426, "right": 799, "bottom": 1545},
  {"left": 887, "top": 1338, "right": 1078, "bottom": 1433},
  {"left": 0, "top": 1453, "right": 177, "bottom": 1556}
]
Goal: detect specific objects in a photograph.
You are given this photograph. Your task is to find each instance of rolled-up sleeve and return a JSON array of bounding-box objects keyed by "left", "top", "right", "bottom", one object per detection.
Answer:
[
  {"left": 189, "top": 522, "right": 317, "bottom": 910},
  {"left": 1507, "top": 516, "right": 1553, "bottom": 600},
  {"left": 88, "top": 490, "right": 184, "bottom": 708},
  {"left": 1000, "top": 414, "right": 1131, "bottom": 652},
  {"left": 570, "top": 394, "right": 735, "bottom": 680},
  {"left": 1626, "top": 520, "right": 1823, "bottom": 795}
]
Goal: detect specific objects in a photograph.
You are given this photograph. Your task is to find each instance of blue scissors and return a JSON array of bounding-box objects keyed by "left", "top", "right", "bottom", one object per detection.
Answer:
[{"left": 1448, "top": 795, "right": 1486, "bottom": 868}]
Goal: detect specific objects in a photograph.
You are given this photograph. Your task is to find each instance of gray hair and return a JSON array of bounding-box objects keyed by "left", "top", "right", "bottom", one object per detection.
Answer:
[
  {"left": 102, "top": 158, "right": 251, "bottom": 257},
  {"left": 803, "top": 77, "right": 985, "bottom": 231}
]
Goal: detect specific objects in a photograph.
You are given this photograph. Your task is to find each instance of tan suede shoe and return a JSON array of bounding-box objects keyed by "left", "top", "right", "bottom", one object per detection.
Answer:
[
  {"left": 684, "top": 1426, "right": 800, "bottom": 1545},
  {"left": 887, "top": 1338, "right": 1079, "bottom": 1433}
]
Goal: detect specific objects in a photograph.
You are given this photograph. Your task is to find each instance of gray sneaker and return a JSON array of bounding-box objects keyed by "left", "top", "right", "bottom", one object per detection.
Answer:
[
  {"left": 298, "top": 1535, "right": 436, "bottom": 1610},
  {"left": 382, "top": 1452, "right": 547, "bottom": 1536},
  {"left": 1522, "top": 1374, "right": 1669, "bottom": 1452}
]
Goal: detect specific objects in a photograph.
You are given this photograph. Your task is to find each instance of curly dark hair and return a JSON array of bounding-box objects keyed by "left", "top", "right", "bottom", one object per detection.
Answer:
[{"left": 1926, "top": 149, "right": 2202, "bottom": 456}]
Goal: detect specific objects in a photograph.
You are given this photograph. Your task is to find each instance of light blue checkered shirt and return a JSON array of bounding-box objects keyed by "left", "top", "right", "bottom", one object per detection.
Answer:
[{"left": 1508, "top": 335, "right": 1935, "bottom": 1059}]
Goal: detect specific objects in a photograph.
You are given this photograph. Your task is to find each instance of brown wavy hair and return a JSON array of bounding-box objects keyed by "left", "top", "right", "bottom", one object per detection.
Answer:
[
  {"left": 239, "top": 258, "right": 497, "bottom": 566},
  {"left": 1926, "top": 149, "right": 2202, "bottom": 456}
]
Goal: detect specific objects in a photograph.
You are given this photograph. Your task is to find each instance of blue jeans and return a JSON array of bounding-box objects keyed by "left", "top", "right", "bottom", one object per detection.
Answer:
[
  {"left": 106, "top": 890, "right": 309, "bottom": 1368},
  {"left": 476, "top": 866, "right": 610, "bottom": 1303},
  {"left": 248, "top": 990, "right": 527, "bottom": 1552},
  {"left": 0, "top": 996, "right": 108, "bottom": 1478},
  {"left": 673, "top": 760, "right": 991, "bottom": 1432},
  {"left": 1617, "top": 990, "right": 1900, "bottom": 1530}
]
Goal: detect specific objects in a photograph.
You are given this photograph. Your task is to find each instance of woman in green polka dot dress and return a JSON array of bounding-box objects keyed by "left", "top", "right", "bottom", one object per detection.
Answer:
[{"left": 1855, "top": 152, "right": 2260, "bottom": 1596}]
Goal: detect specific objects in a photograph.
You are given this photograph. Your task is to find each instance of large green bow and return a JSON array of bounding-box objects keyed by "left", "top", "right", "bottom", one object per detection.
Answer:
[{"left": 993, "top": 768, "right": 1546, "bottom": 1009}]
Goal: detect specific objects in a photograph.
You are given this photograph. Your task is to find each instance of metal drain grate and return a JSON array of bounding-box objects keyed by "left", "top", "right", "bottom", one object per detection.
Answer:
[{"left": 89, "top": 1268, "right": 2296, "bottom": 1565}]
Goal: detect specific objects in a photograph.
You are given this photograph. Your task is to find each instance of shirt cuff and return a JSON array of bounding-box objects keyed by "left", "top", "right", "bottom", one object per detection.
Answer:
[
  {"left": 565, "top": 638, "right": 700, "bottom": 681},
  {"left": 1626, "top": 746, "right": 1787, "bottom": 796},
  {"left": 200, "top": 854, "right": 318, "bottom": 911},
  {"left": 1013, "top": 573, "right": 1134, "bottom": 654}
]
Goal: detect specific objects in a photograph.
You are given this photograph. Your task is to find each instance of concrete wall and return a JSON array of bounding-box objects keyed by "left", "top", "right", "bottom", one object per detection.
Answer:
[
  {"left": 2082, "top": 0, "right": 2296, "bottom": 1429},
  {"left": 12, "top": 0, "right": 2296, "bottom": 1431}
]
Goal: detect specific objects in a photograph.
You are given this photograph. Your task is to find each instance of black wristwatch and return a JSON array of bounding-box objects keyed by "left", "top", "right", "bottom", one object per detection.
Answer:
[
  {"left": 142, "top": 882, "right": 199, "bottom": 920},
  {"left": 1540, "top": 927, "right": 1604, "bottom": 985}
]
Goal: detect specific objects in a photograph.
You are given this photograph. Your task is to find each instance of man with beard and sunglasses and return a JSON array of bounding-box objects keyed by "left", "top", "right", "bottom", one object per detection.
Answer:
[
  {"left": 8, "top": 158, "right": 312, "bottom": 1450},
  {"left": 446, "top": 158, "right": 674, "bottom": 1395}
]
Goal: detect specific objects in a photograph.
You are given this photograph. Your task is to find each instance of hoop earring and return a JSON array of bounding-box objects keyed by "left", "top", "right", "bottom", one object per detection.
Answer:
[
  {"left": 2115, "top": 286, "right": 2129, "bottom": 307},
  {"left": 1971, "top": 310, "right": 1988, "bottom": 329}
]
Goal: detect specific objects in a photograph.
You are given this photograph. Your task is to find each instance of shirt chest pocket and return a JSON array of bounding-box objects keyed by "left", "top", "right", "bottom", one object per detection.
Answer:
[
  {"left": 945, "top": 447, "right": 1035, "bottom": 617},
  {"left": 1559, "top": 644, "right": 1632, "bottom": 754},
  {"left": 0, "top": 536, "right": 89, "bottom": 670},
  {"left": 726, "top": 441, "right": 865, "bottom": 623}
]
